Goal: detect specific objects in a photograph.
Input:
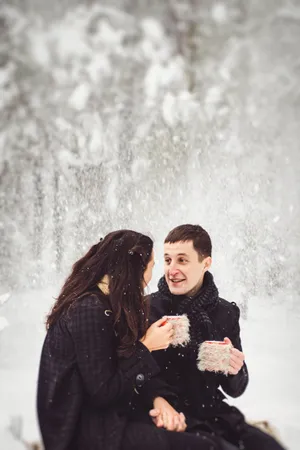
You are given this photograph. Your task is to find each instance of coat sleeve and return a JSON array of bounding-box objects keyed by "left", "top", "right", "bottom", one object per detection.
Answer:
[
  {"left": 134, "top": 374, "right": 179, "bottom": 409},
  {"left": 220, "top": 303, "right": 249, "bottom": 398},
  {"left": 67, "top": 295, "right": 160, "bottom": 408}
]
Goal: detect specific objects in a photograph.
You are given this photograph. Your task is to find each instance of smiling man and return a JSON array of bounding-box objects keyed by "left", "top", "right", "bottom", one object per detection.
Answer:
[
  {"left": 164, "top": 239, "right": 209, "bottom": 297},
  {"left": 149, "top": 224, "right": 284, "bottom": 450}
]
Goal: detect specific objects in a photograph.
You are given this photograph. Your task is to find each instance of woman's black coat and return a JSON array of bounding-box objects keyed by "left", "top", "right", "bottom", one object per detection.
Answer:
[{"left": 37, "top": 291, "right": 174, "bottom": 450}]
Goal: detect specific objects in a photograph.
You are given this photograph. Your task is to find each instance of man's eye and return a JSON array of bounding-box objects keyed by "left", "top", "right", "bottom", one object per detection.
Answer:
[
  {"left": 179, "top": 258, "right": 187, "bottom": 263},
  {"left": 164, "top": 259, "right": 170, "bottom": 264}
]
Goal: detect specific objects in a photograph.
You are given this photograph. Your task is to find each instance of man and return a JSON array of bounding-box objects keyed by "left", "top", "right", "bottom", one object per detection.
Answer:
[{"left": 149, "top": 224, "right": 285, "bottom": 450}]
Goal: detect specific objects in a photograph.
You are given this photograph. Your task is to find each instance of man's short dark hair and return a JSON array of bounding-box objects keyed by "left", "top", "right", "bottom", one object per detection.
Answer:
[{"left": 164, "top": 224, "right": 212, "bottom": 260}]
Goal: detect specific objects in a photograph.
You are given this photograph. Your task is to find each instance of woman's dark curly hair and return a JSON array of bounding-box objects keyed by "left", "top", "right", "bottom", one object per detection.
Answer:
[{"left": 46, "top": 230, "right": 153, "bottom": 356}]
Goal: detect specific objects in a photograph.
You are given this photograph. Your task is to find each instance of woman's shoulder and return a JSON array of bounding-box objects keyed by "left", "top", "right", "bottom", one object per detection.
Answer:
[
  {"left": 75, "top": 290, "right": 106, "bottom": 306},
  {"left": 65, "top": 290, "right": 112, "bottom": 324}
]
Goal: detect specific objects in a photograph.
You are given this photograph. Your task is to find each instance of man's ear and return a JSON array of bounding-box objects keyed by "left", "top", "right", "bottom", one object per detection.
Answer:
[{"left": 203, "top": 256, "right": 212, "bottom": 272}]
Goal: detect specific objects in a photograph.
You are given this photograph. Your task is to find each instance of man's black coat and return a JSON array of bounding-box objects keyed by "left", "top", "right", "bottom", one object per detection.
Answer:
[{"left": 149, "top": 272, "right": 249, "bottom": 430}]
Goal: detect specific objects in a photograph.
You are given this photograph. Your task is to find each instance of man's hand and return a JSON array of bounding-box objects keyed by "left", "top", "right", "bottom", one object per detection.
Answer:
[
  {"left": 224, "top": 337, "right": 245, "bottom": 375},
  {"left": 149, "top": 397, "right": 187, "bottom": 432}
]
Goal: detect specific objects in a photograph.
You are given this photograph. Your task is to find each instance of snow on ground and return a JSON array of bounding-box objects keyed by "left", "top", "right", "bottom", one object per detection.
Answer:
[
  {"left": 230, "top": 296, "right": 300, "bottom": 449},
  {"left": 0, "top": 288, "right": 299, "bottom": 449}
]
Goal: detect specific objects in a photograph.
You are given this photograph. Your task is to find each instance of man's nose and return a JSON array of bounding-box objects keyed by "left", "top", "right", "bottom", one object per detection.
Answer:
[{"left": 169, "top": 267, "right": 180, "bottom": 277}]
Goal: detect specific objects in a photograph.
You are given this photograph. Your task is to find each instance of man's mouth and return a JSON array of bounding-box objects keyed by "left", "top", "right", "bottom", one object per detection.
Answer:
[{"left": 169, "top": 278, "right": 185, "bottom": 284}]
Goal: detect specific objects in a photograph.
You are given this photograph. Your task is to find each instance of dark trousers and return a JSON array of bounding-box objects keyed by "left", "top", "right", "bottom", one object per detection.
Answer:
[
  {"left": 225, "top": 423, "right": 285, "bottom": 450},
  {"left": 121, "top": 422, "right": 224, "bottom": 450},
  {"left": 121, "top": 420, "right": 285, "bottom": 450},
  {"left": 187, "top": 408, "right": 286, "bottom": 450}
]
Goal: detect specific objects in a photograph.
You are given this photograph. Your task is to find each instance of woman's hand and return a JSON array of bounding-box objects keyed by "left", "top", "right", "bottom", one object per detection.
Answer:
[
  {"left": 149, "top": 397, "right": 187, "bottom": 432},
  {"left": 141, "top": 318, "right": 173, "bottom": 352}
]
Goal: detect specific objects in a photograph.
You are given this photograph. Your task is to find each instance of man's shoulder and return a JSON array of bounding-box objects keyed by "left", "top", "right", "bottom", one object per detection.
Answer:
[
  {"left": 149, "top": 290, "right": 164, "bottom": 301},
  {"left": 217, "top": 297, "right": 240, "bottom": 319},
  {"left": 147, "top": 291, "right": 170, "bottom": 322},
  {"left": 148, "top": 290, "right": 169, "bottom": 308}
]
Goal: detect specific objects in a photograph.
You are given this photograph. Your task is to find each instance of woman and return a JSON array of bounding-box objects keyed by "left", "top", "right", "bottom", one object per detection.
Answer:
[{"left": 37, "top": 230, "right": 223, "bottom": 450}]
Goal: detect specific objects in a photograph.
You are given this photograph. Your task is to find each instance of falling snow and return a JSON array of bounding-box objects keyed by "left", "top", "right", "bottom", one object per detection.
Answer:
[{"left": 0, "top": 0, "right": 300, "bottom": 449}]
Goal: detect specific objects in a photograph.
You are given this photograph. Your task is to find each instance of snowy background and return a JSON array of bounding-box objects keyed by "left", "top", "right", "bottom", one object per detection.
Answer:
[{"left": 0, "top": 0, "right": 299, "bottom": 448}]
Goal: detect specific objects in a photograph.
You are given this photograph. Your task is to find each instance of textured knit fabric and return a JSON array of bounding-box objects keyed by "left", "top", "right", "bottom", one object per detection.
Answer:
[{"left": 158, "top": 271, "right": 218, "bottom": 354}]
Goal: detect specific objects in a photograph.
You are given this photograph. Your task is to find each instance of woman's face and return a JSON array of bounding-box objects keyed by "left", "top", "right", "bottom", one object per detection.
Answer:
[{"left": 143, "top": 250, "right": 155, "bottom": 287}]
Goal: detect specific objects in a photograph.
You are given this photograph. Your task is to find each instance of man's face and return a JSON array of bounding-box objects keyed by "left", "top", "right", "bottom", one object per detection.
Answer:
[{"left": 164, "top": 241, "right": 211, "bottom": 296}]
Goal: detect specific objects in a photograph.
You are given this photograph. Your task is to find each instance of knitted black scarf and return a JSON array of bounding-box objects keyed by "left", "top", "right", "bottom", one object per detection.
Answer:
[{"left": 158, "top": 271, "right": 219, "bottom": 344}]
